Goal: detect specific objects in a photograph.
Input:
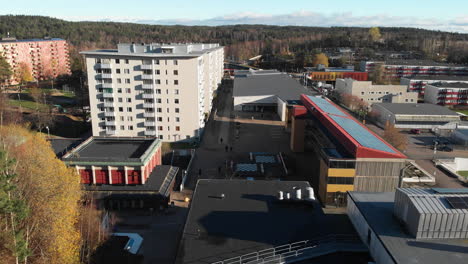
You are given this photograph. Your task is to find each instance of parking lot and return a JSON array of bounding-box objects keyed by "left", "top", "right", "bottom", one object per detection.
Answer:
[{"left": 366, "top": 123, "right": 468, "bottom": 188}]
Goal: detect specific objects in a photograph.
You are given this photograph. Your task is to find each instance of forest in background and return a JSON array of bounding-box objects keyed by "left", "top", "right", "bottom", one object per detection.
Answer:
[{"left": 1, "top": 15, "right": 468, "bottom": 71}]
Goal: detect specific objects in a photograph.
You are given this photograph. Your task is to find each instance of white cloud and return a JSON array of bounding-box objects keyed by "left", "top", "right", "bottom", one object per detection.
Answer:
[{"left": 60, "top": 11, "right": 468, "bottom": 33}]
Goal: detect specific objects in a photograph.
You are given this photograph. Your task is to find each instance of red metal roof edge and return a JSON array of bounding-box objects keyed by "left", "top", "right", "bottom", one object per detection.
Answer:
[{"left": 301, "top": 95, "right": 407, "bottom": 159}]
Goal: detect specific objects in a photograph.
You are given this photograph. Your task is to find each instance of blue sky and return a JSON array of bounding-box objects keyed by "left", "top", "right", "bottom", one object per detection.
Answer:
[{"left": 2, "top": 0, "right": 468, "bottom": 32}]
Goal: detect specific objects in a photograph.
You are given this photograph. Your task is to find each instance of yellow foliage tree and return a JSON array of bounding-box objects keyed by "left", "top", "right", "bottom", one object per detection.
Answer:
[
  {"left": 312, "top": 53, "right": 329, "bottom": 67},
  {"left": 15, "top": 62, "right": 34, "bottom": 84},
  {"left": 0, "top": 125, "right": 82, "bottom": 264},
  {"left": 369, "top": 27, "right": 382, "bottom": 42}
]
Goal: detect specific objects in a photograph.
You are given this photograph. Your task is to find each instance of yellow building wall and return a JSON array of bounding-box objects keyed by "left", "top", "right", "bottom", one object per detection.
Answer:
[
  {"left": 328, "top": 168, "right": 355, "bottom": 177},
  {"left": 327, "top": 184, "right": 354, "bottom": 193}
]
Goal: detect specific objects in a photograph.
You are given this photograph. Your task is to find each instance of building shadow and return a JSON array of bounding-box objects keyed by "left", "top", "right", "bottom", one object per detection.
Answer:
[{"left": 406, "top": 241, "right": 468, "bottom": 254}]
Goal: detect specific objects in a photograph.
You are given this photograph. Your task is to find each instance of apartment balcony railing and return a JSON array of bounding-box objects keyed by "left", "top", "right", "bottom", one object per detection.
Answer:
[
  {"left": 104, "top": 102, "right": 114, "bottom": 107},
  {"left": 106, "top": 130, "right": 116, "bottom": 135},
  {"left": 98, "top": 83, "right": 113, "bottom": 89},
  {"left": 105, "top": 120, "right": 116, "bottom": 126},
  {"left": 143, "top": 112, "right": 155, "bottom": 118},
  {"left": 140, "top": 65, "right": 153, "bottom": 70},
  {"left": 97, "top": 74, "right": 112, "bottom": 79},
  {"left": 143, "top": 103, "right": 155, "bottom": 108},
  {"left": 142, "top": 93, "right": 154, "bottom": 99},
  {"left": 142, "top": 84, "right": 154, "bottom": 89},
  {"left": 103, "top": 93, "right": 114, "bottom": 98},
  {"left": 144, "top": 121, "right": 156, "bottom": 126},
  {"left": 141, "top": 74, "right": 153, "bottom": 80},
  {"left": 145, "top": 130, "right": 157, "bottom": 136},
  {"left": 95, "top": 63, "right": 112, "bottom": 69},
  {"left": 104, "top": 111, "right": 115, "bottom": 117}
]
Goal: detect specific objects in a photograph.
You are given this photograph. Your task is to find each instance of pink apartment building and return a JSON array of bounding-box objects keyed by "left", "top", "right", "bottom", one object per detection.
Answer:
[{"left": 0, "top": 37, "right": 71, "bottom": 84}]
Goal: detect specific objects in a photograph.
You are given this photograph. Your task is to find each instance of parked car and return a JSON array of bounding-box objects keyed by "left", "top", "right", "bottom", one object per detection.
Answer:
[{"left": 410, "top": 129, "right": 421, "bottom": 134}]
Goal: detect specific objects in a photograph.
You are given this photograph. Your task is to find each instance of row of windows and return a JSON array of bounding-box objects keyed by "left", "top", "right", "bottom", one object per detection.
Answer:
[
  {"left": 142, "top": 59, "right": 178, "bottom": 66},
  {"left": 98, "top": 88, "right": 180, "bottom": 95},
  {"left": 143, "top": 69, "right": 178, "bottom": 75},
  {"left": 142, "top": 79, "right": 179, "bottom": 85},
  {"left": 328, "top": 177, "right": 354, "bottom": 185},
  {"left": 100, "top": 107, "right": 181, "bottom": 113},
  {"left": 97, "top": 58, "right": 179, "bottom": 65},
  {"left": 101, "top": 116, "right": 181, "bottom": 123},
  {"left": 115, "top": 69, "right": 131, "bottom": 74}
]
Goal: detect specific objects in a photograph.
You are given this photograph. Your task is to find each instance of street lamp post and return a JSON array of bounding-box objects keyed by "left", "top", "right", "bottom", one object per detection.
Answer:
[{"left": 46, "top": 126, "right": 50, "bottom": 138}]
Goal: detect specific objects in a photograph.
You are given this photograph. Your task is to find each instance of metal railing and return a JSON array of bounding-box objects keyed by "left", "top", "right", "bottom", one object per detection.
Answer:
[
  {"left": 212, "top": 235, "right": 363, "bottom": 264},
  {"left": 160, "top": 166, "right": 179, "bottom": 197}
]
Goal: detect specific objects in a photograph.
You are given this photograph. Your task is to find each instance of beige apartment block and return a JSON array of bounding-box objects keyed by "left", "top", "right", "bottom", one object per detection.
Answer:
[
  {"left": 335, "top": 78, "right": 418, "bottom": 106},
  {"left": 81, "top": 43, "right": 224, "bottom": 142}
]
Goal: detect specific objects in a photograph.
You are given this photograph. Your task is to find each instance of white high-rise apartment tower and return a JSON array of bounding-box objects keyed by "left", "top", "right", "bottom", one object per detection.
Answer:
[{"left": 81, "top": 43, "right": 224, "bottom": 141}]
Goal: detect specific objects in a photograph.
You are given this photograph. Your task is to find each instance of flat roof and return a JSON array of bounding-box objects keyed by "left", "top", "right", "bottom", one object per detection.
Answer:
[
  {"left": 348, "top": 191, "right": 468, "bottom": 264},
  {"left": 303, "top": 96, "right": 405, "bottom": 159},
  {"left": 177, "top": 179, "right": 359, "bottom": 263},
  {"left": 0, "top": 38, "right": 65, "bottom": 43},
  {"left": 233, "top": 70, "right": 314, "bottom": 101},
  {"left": 80, "top": 44, "right": 223, "bottom": 58},
  {"left": 374, "top": 103, "right": 459, "bottom": 116},
  {"left": 402, "top": 76, "right": 468, "bottom": 81},
  {"left": 62, "top": 137, "right": 161, "bottom": 165},
  {"left": 430, "top": 82, "right": 468, "bottom": 88}
]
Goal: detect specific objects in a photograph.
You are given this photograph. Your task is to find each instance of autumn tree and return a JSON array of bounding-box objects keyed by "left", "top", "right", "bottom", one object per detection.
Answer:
[
  {"left": 0, "top": 148, "right": 31, "bottom": 264},
  {"left": 369, "top": 27, "right": 382, "bottom": 42},
  {"left": 15, "top": 63, "right": 34, "bottom": 100},
  {"left": 383, "top": 123, "right": 408, "bottom": 151},
  {"left": 0, "top": 55, "right": 13, "bottom": 87},
  {"left": 370, "top": 63, "right": 390, "bottom": 85},
  {"left": 312, "top": 53, "right": 329, "bottom": 67},
  {"left": 79, "top": 193, "right": 111, "bottom": 263},
  {"left": 15, "top": 63, "right": 34, "bottom": 85},
  {"left": 0, "top": 125, "right": 83, "bottom": 264}
]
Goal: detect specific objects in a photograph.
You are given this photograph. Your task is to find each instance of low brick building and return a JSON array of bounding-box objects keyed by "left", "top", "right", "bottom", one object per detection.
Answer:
[
  {"left": 62, "top": 137, "right": 162, "bottom": 185},
  {"left": 61, "top": 137, "right": 178, "bottom": 210}
]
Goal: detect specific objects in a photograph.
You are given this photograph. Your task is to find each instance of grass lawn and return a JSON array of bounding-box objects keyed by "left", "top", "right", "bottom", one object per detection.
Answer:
[
  {"left": 9, "top": 99, "right": 50, "bottom": 112},
  {"left": 457, "top": 171, "right": 468, "bottom": 178},
  {"left": 455, "top": 110, "right": 468, "bottom": 116}
]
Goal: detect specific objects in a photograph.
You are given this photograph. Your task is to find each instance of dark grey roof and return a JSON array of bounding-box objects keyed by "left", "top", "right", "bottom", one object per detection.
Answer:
[
  {"left": 62, "top": 137, "right": 161, "bottom": 164},
  {"left": 176, "top": 179, "right": 359, "bottom": 264},
  {"left": 374, "top": 103, "right": 459, "bottom": 116},
  {"left": 348, "top": 191, "right": 468, "bottom": 264},
  {"left": 402, "top": 76, "right": 468, "bottom": 81},
  {"left": 83, "top": 165, "right": 172, "bottom": 192},
  {"left": 76, "top": 139, "right": 152, "bottom": 159},
  {"left": 430, "top": 82, "right": 468, "bottom": 88},
  {"left": 233, "top": 70, "right": 314, "bottom": 101}
]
